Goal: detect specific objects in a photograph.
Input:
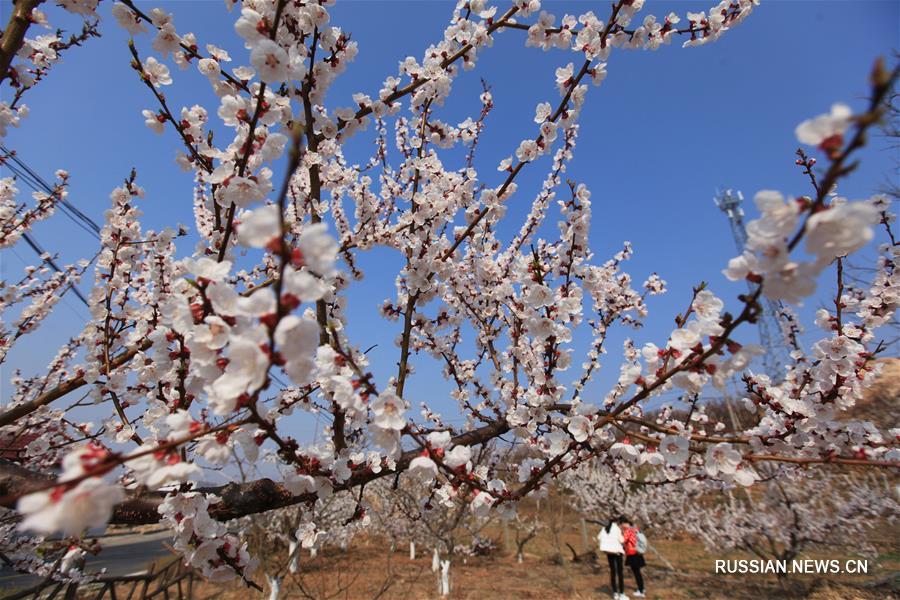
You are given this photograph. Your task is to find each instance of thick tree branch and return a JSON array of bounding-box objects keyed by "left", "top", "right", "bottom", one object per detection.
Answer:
[
  {"left": 0, "top": 420, "right": 511, "bottom": 525},
  {"left": 0, "top": 340, "right": 152, "bottom": 429},
  {"left": 0, "top": 0, "right": 43, "bottom": 87}
]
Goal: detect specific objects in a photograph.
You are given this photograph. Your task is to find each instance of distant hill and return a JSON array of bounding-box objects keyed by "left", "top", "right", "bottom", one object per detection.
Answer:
[{"left": 851, "top": 357, "right": 900, "bottom": 430}]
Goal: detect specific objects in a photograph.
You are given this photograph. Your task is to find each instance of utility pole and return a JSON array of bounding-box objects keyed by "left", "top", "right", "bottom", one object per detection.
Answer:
[{"left": 714, "top": 189, "right": 790, "bottom": 382}]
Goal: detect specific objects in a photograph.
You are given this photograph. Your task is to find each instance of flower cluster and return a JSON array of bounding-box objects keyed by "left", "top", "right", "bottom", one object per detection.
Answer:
[{"left": 0, "top": 0, "right": 896, "bottom": 589}]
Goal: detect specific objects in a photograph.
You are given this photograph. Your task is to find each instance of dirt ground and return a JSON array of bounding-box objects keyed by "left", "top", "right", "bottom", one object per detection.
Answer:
[{"left": 190, "top": 523, "right": 900, "bottom": 600}]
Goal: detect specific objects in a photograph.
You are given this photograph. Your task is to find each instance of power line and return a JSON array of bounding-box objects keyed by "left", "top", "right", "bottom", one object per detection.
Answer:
[
  {"left": 0, "top": 146, "right": 100, "bottom": 307},
  {"left": 2, "top": 144, "right": 101, "bottom": 232},
  {"left": 2, "top": 160, "right": 101, "bottom": 240},
  {"left": 0, "top": 144, "right": 101, "bottom": 239},
  {"left": 8, "top": 245, "right": 90, "bottom": 322},
  {"left": 20, "top": 232, "right": 90, "bottom": 306}
]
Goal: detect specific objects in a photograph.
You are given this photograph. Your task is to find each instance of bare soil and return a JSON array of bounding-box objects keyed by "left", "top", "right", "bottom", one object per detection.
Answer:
[{"left": 190, "top": 523, "right": 899, "bottom": 600}]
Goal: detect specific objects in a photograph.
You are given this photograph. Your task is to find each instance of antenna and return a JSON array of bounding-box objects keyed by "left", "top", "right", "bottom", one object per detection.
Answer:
[{"left": 714, "top": 188, "right": 788, "bottom": 381}]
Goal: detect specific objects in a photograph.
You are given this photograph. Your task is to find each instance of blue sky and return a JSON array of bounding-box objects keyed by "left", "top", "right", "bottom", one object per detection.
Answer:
[{"left": 2, "top": 1, "right": 898, "bottom": 439}]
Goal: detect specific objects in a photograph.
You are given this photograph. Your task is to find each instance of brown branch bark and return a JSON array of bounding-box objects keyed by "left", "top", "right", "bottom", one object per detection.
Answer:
[
  {"left": 326, "top": 6, "right": 519, "bottom": 143},
  {"left": 0, "top": 0, "right": 43, "bottom": 87},
  {"left": 0, "top": 339, "right": 152, "bottom": 429},
  {"left": 0, "top": 277, "right": 278, "bottom": 430},
  {"left": 0, "top": 420, "right": 511, "bottom": 525}
]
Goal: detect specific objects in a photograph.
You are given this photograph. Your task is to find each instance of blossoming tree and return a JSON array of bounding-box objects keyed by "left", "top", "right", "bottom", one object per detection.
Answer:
[
  {"left": 680, "top": 470, "right": 899, "bottom": 578},
  {"left": 0, "top": 0, "right": 898, "bottom": 589},
  {"left": 367, "top": 442, "right": 502, "bottom": 560},
  {"left": 564, "top": 462, "right": 899, "bottom": 578},
  {"left": 561, "top": 461, "right": 688, "bottom": 532}
]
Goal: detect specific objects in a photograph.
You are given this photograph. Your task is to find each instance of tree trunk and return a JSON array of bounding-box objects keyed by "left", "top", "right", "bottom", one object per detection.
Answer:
[{"left": 439, "top": 560, "right": 451, "bottom": 597}]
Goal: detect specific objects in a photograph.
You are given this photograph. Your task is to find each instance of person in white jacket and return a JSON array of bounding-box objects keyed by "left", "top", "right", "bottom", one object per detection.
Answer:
[{"left": 598, "top": 518, "right": 627, "bottom": 600}]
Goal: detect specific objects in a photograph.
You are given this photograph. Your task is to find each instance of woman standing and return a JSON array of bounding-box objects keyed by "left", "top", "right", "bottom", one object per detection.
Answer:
[
  {"left": 598, "top": 517, "right": 627, "bottom": 600},
  {"left": 621, "top": 517, "right": 646, "bottom": 598}
]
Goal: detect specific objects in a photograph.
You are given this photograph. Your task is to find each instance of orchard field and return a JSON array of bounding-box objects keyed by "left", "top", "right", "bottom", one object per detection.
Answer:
[{"left": 1, "top": 0, "right": 898, "bottom": 599}]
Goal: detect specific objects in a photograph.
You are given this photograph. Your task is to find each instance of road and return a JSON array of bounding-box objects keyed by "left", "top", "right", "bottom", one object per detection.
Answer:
[{"left": 0, "top": 530, "right": 173, "bottom": 595}]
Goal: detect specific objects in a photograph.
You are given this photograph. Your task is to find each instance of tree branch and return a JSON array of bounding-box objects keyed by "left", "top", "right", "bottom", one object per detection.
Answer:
[
  {"left": 0, "top": 420, "right": 511, "bottom": 525},
  {"left": 0, "top": 0, "right": 43, "bottom": 87}
]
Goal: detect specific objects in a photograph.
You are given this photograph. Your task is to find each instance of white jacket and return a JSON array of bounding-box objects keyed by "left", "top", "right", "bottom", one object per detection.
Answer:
[{"left": 598, "top": 523, "right": 624, "bottom": 554}]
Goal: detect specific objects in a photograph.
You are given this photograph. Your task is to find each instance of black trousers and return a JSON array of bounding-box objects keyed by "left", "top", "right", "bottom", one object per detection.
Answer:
[
  {"left": 626, "top": 553, "right": 646, "bottom": 593},
  {"left": 606, "top": 553, "right": 624, "bottom": 594},
  {"left": 629, "top": 562, "right": 644, "bottom": 592}
]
